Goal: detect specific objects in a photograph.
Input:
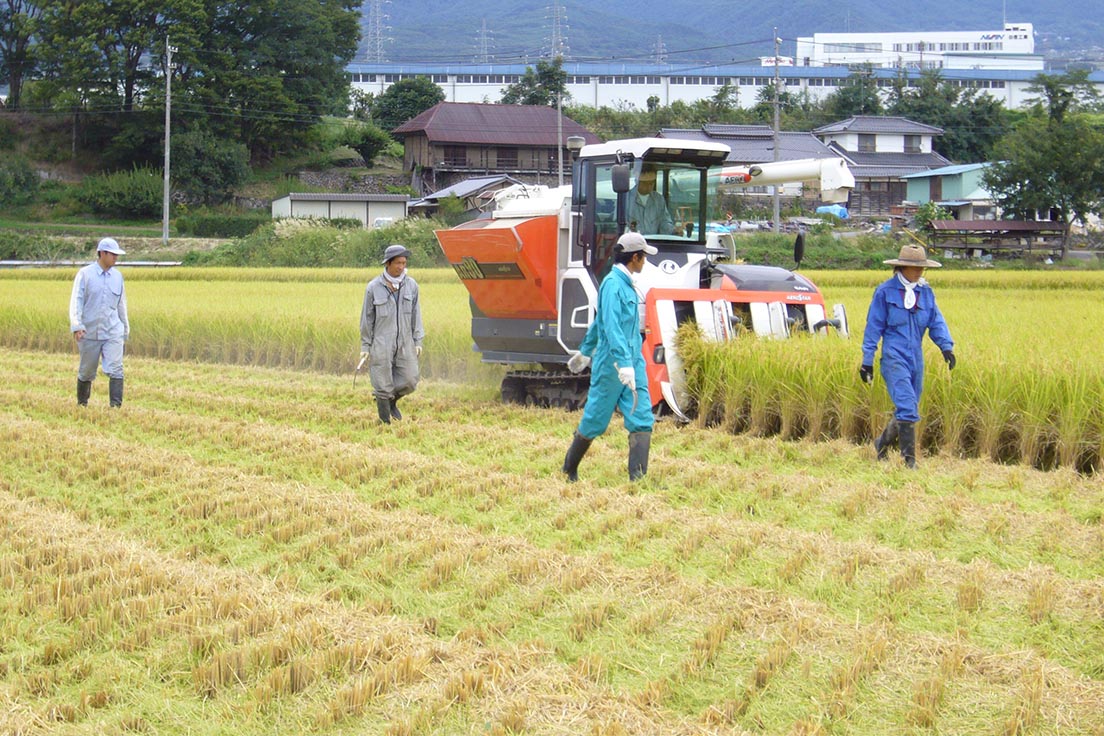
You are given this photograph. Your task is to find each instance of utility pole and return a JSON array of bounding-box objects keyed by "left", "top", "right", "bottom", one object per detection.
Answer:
[
  {"left": 557, "top": 90, "right": 564, "bottom": 187},
  {"left": 162, "top": 38, "right": 175, "bottom": 246},
  {"left": 772, "top": 29, "right": 781, "bottom": 234}
]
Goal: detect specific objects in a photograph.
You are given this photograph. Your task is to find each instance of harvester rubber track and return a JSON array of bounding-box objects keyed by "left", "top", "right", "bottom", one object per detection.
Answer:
[{"left": 500, "top": 370, "right": 591, "bottom": 411}]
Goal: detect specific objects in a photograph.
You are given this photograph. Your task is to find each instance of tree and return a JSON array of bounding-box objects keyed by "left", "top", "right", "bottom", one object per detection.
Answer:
[
  {"left": 1024, "top": 70, "right": 1101, "bottom": 123},
  {"left": 913, "top": 201, "right": 951, "bottom": 231},
  {"left": 500, "top": 57, "right": 567, "bottom": 107},
  {"left": 171, "top": 130, "right": 251, "bottom": 204},
  {"left": 983, "top": 114, "right": 1104, "bottom": 256},
  {"left": 372, "top": 76, "right": 446, "bottom": 133},
  {"left": 888, "top": 69, "right": 1010, "bottom": 162},
  {"left": 35, "top": 0, "right": 205, "bottom": 112},
  {"left": 751, "top": 84, "right": 799, "bottom": 123},
  {"left": 340, "top": 121, "right": 393, "bottom": 167},
  {"left": 823, "top": 68, "right": 883, "bottom": 119},
  {"left": 183, "top": 0, "right": 361, "bottom": 161},
  {"left": 0, "top": 0, "right": 40, "bottom": 109}
]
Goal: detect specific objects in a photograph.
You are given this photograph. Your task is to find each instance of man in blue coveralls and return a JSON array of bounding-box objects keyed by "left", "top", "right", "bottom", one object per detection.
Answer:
[
  {"left": 860, "top": 244, "right": 956, "bottom": 468},
  {"left": 563, "top": 231, "right": 657, "bottom": 482},
  {"left": 70, "top": 237, "right": 130, "bottom": 407}
]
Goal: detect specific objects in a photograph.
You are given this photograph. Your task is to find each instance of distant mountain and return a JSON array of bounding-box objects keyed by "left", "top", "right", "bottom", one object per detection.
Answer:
[{"left": 356, "top": 0, "right": 1099, "bottom": 65}]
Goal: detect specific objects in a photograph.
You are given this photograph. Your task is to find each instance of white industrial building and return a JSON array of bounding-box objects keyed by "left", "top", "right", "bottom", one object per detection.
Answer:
[
  {"left": 794, "top": 22, "right": 1040, "bottom": 70},
  {"left": 349, "top": 52, "right": 1102, "bottom": 115}
]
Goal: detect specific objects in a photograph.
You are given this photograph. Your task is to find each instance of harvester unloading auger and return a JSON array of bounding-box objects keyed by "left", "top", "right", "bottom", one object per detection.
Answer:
[{"left": 434, "top": 137, "right": 854, "bottom": 420}]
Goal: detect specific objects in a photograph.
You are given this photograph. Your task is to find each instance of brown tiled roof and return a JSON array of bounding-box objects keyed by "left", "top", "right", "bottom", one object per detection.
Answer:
[{"left": 392, "top": 102, "right": 599, "bottom": 147}]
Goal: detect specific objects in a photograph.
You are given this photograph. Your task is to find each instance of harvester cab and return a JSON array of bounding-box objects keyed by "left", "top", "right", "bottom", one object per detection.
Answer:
[{"left": 434, "top": 137, "right": 852, "bottom": 417}]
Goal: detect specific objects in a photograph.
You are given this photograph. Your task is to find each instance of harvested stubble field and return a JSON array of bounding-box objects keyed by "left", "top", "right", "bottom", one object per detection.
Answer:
[{"left": 0, "top": 267, "right": 1103, "bottom": 734}]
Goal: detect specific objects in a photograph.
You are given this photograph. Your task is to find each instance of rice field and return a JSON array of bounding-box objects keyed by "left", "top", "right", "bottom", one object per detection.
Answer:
[
  {"left": 1, "top": 266, "right": 1103, "bottom": 734},
  {"left": 2, "top": 267, "right": 1103, "bottom": 471}
]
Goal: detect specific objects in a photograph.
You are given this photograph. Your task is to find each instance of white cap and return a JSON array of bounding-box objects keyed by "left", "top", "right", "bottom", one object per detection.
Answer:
[
  {"left": 616, "top": 231, "right": 657, "bottom": 255},
  {"left": 97, "top": 237, "right": 126, "bottom": 255}
]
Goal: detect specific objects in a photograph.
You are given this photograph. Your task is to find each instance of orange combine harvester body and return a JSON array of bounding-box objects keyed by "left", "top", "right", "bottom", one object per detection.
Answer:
[{"left": 435, "top": 137, "right": 853, "bottom": 418}]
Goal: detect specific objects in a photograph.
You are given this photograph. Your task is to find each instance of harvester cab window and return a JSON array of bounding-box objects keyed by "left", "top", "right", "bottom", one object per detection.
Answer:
[{"left": 628, "top": 162, "right": 704, "bottom": 240}]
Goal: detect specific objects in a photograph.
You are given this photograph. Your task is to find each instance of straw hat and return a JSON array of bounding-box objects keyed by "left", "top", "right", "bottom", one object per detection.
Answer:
[{"left": 884, "top": 244, "right": 941, "bottom": 268}]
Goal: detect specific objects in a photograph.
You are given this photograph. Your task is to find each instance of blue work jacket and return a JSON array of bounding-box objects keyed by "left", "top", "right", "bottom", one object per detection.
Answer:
[
  {"left": 862, "top": 275, "right": 954, "bottom": 421},
  {"left": 69, "top": 262, "right": 129, "bottom": 341}
]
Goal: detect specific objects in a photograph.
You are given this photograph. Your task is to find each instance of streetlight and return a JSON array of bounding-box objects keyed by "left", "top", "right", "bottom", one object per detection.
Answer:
[{"left": 162, "top": 38, "right": 176, "bottom": 246}]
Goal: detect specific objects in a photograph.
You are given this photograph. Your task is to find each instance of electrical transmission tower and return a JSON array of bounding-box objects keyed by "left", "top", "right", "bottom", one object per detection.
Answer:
[
  {"left": 365, "top": 0, "right": 392, "bottom": 62},
  {"left": 653, "top": 35, "right": 668, "bottom": 64},
  {"left": 544, "top": 0, "right": 569, "bottom": 59},
  {"left": 474, "top": 18, "right": 495, "bottom": 63}
]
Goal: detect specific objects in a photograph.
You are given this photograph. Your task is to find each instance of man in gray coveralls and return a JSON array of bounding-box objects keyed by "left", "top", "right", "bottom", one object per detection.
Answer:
[{"left": 360, "top": 244, "right": 425, "bottom": 424}]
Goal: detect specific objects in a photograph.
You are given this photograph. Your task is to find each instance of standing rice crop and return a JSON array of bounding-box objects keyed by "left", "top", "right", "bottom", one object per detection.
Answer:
[{"left": 677, "top": 269, "right": 1104, "bottom": 472}]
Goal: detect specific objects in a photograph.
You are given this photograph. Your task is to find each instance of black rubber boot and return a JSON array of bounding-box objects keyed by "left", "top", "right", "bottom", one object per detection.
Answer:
[
  {"left": 874, "top": 418, "right": 898, "bottom": 461},
  {"left": 562, "top": 431, "right": 592, "bottom": 482},
  {"left": 77, "top": 379, "right": 92, "bottom": 406},
  {"left": 898, "top": 421, "right": 917, "bottom": 469},
  {"left": 628, "top": 431, "right": 651, "bottom": 481},
  {"left": 108, "top": 377, "right": 123, "bottom": 408},
  {"left": 376, "top": 397, "right": 392, "bottom": 424},
  {"left": 389, "top": 398, "right": 402, "bottom": 420}
]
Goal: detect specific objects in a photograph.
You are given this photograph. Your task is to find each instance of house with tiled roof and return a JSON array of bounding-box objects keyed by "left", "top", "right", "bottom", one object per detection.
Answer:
[
  {"left": 900, "top": 163, "right": 996, "bottom": 220},
  {"left": 660, "top": 124, "right": 840, "bottom": 165},
  {"left": 812, "top": 116, "right": 951, "bottom": 216},
  {"left": 392, "top": 102, "right": 599, "bottom": 194}
]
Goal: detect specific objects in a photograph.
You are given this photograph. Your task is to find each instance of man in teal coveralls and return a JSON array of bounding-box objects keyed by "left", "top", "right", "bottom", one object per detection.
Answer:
[{"left": 562, "top": 232, "right": 657, "bottom": 482}]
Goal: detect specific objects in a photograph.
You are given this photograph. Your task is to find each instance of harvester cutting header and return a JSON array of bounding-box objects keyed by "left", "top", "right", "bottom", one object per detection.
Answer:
[{"left": 434, "top": 136, "right": 854, "bottom": 419}]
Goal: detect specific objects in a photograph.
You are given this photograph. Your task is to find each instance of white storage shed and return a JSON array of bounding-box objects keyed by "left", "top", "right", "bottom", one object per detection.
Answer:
[{"left": 271, "top": 193, "right": 409, "bottom": 226}]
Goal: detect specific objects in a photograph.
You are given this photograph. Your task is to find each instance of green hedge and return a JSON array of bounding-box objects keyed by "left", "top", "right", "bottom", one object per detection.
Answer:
[
  {"left": 182, "top": 217, "right": 451, "bottom": 267},
  {"left": 0, "top": 231, "right": 89, "bottom": 261},
  {"left": 79, "top": 166, "right": 161, "bottom": 218},
  {"left": 175, "top": 212, "right": 270, "bottom": 238},
  {"left": 0, "top": 156, "right": 39, "bottom": 205}
]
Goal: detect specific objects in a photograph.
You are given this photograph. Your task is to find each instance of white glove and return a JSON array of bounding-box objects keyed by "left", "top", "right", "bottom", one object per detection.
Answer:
[
  {"left": 415, "top": 345, "right": 422, "bottom": 356},
  {"left": 567, "top": 352, "right": 591, "bottom": 374},
  {"left": 617, "top": 366, "right": 636, "bottom": 391},
  {"left": 358, "top": 351, "right": 369, "bottom": 368}
]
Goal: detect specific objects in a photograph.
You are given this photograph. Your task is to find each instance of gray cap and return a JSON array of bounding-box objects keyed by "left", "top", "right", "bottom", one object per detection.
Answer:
[
  {"left": 381, "top": 244, "right": 412, "bottom": 264},
  {"left": 97, "top": 237, "right": 126, "bottom": 255},
  {"left": 616, "top": 231, "right": 657, "bottom": 255}
]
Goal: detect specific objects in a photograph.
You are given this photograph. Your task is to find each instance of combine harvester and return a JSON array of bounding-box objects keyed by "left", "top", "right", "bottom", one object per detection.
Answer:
[{"left": 435, "top": 137, "right": 854, "bottom": 419}]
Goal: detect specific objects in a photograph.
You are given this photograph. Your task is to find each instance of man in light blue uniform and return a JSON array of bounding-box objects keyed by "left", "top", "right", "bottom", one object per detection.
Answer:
[
  {"left": 563, "top": 232, "right": 657, "bottom": 482},
  {"left": 627, "top": 164, "right": 679, "bottom": 236},
  {"left": 860, "top": 245, "right": 955, "bottom": 468},
  {"left": 70, "top": 237, "right": 130, "bottom": 407}
]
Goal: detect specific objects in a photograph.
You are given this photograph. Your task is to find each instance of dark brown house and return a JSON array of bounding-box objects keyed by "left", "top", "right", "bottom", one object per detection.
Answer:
[{"left": 392, "top": 102, "right": 599, "bottom": 193}]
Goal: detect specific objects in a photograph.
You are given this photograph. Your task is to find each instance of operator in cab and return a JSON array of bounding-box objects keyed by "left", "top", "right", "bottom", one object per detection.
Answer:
[
  {"left": 562, "top": 232, "right": 657, "bottom": 482},
  {"left": 627, "top": 163, "right": 681, "bottom": 236}
]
